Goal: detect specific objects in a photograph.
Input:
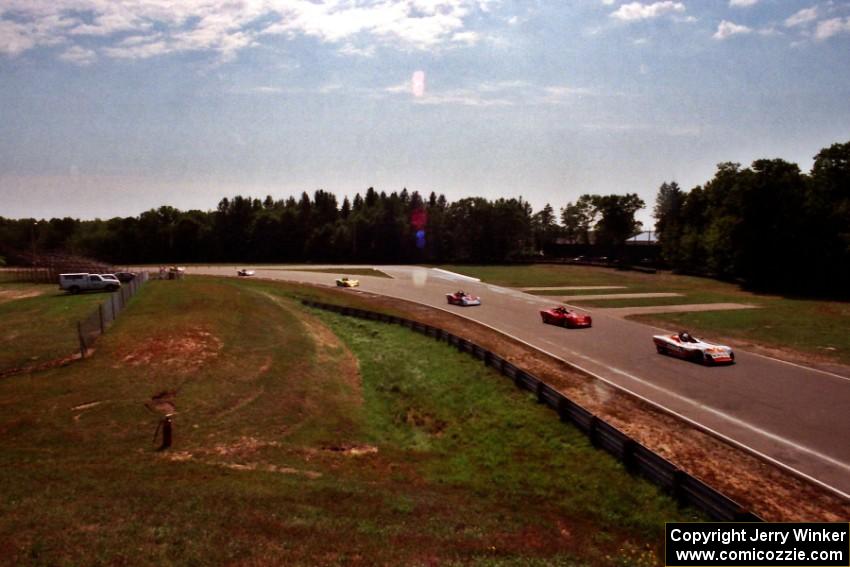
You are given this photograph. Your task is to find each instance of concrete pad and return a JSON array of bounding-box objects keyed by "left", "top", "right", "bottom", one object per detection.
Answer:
[
  {"left": 561, "top": 292, "right": 683, "bottom": 301},
  {"left": 597, "top": 303, "right": 759, "bottom": 317},
  {"left": 520, "top": 285, "right": 627, "bottom": 291}
]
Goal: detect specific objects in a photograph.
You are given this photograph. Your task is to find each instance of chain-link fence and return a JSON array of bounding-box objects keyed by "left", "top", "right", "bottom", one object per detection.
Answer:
[{"left": 76, "top": 272, "right": 149, "bottom": 357}]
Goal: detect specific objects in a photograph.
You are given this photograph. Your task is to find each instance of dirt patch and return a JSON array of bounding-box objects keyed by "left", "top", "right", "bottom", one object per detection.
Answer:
[
  {"left": 220, "top": 462, "right": 322, "bottom": 478},
  {"left": 71, "top": 400, "right": 107, "bottom": 421},
  {"left": 211, "top": 436, "right": 280, "bottom": 457},
  {"left": 0, "top": 351, "right": 85, "bottom": 379},
  {"left": 0, "top": 289, "right": 47, "bottom": 303},
  {"left": 262, "top": 290, "right": 363, "bottom": 397},
  {"left": 261, "top": 290, "right": 361, "bottom": 381},
  {"left": 323, "top": 444, "right": 379, "bottom": 456},
  {"left": 162, "top": 448, "right": 321, "bottom": 478},
  {"left": 162, "top": 436, "right": 322, "bottom": 478},
  {"left": 306, "top": 286, "right": 850, "bottom": 522},
  {"left": 117, "top": 328, "right": 223, "bottom": 373},
  {"left": 300, "top": 316, "right": 345, "bottom": 362}
]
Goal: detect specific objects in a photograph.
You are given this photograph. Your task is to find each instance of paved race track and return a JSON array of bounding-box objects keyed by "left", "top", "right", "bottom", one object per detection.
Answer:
[{"left": 184, "top": 264, "right": 850, "bottom": 498}]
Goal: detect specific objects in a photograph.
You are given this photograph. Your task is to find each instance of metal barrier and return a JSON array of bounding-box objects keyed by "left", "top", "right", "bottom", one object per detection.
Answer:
[
  {"left": 302, "top": 298, "right": 762, "bottom": 522},
  {"left": 77, "top": 273, "right": 149, "bottom": 357}
]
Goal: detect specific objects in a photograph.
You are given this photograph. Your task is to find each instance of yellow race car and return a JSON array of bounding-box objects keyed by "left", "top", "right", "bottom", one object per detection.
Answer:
[{"left": 336, "top": 277, "right": 360, "bottom": 288}]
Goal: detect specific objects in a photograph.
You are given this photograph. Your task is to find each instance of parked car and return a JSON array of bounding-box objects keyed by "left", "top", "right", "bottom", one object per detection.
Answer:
[
  {"left": 652, "top": 331, "right": 735, "bottom": 365},
  {"left": 540, "top": 306, "right": 592, "bottom": 328},
  {"left": 446, "top": 290, "right": 481, "bottom": 306},
  {"left": 59, "top": 273, "right": 121, "bottom": 294},
  {"left": 113, "top": 271, "right": 136, "bottom": 283}
]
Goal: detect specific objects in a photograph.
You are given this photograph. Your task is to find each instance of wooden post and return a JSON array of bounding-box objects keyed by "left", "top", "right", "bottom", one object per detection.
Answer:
[
  {"left": 77, "top": 321, "right": 86, "bottom": 358},
  {"left": 98, "top": 304, "right": 105, "bottom": 334}
]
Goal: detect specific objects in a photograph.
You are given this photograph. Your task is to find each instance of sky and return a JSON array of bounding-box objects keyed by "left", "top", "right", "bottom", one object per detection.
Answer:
[{"left": 1, "top": 0, "right": 849, "bottom": 225}]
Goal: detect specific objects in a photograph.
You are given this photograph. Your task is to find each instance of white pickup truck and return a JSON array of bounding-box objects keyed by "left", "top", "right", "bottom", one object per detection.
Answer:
[{"left": 59, "top": 273, "right": 121, "bottom": 294}]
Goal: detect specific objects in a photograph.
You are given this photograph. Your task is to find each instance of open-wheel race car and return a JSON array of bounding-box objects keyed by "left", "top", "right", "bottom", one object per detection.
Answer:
[
  {"left": 540, "top": 306, "right": 592, "bottom": 328},
  {"left": 652, "top": 331, "right": 735, "bottom": 365},
  {"left": 237, "top": 269, "right": 255, "bottom": 277},
  {"left": 446, "top": 290, "right": 481, "bottom": 306},
  {"left": 336, "top": 277, "right": 360, "bottom": 288}
]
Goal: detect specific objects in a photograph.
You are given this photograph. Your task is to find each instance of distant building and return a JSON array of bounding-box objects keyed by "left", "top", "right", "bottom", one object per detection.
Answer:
[{"left": 627, "top": 230, "right": 657, "bottom": 245}]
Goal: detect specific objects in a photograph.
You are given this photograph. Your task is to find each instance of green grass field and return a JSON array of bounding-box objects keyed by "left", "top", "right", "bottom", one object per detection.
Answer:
[
  {"left": 441, "top": 265, "right": 850, "bottom": 365},
  {"left": 0, "top": 277, "right": 693, "bottom": 566},
  {"left": 0, "top": 283, "right": 109, "bottom": 372}
]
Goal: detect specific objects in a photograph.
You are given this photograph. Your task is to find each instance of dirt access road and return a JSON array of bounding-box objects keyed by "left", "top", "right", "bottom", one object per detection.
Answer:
[{"left": 183, "top": 265, "right": 850, "bottom": 500}]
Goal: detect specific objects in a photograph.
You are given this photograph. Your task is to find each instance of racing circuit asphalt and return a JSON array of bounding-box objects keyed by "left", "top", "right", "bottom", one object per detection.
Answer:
[{"left": 185, "top": 265, "right": 850, "bottom": 499}]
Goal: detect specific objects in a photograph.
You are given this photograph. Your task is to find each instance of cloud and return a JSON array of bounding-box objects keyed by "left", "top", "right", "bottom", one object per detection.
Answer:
[
  {"left": 814, "top": 17, "right": 850, "bottom": 40},
  {"left": 451, "top": 30, "right": 479, "bottom": 45},
  {"left": 0, "top": 19, "right": 37, "bottom": 56},
  {"left": 0, "top": 0, "right": 495, "bottom": 62},
  {"left": 729, "top": 0, "right": 758, "bottom": 7},
  {"left": 610, "top": 2, "right": 685, "bottom": 22},
  {"left": 338, "top": 42, "right": 376, "bottom": 57},
  {"left": 713, "top": 20, "right": 752, "bottom": 39},
  {"left": 58, "top": 44, "right": 96, "bottom": 65},
  {"left": 785, "top": 7, "right": 818, "bottom": 27},
  {"left": 0, "top": 12, "right": 71, "bottom": 56}
]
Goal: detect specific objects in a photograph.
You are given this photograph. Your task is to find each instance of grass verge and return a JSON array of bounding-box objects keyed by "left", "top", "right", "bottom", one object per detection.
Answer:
[
  {"left": 0, "top": 283, "right": 109, "bottom": 372},
  {"left": 0, "top": 277, "right": 693, "bottom": 566}
]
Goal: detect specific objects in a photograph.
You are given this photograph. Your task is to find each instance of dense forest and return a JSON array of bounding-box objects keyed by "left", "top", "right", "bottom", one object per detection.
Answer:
[
  {"left": 1, "top": 139, "right": 847, "bottom": 296},
  {"left": 0, "top": 188, "right": 641, "bottom": 266},
  {"left": 654, "top": 140, "right": 849, "bottom": 296}
]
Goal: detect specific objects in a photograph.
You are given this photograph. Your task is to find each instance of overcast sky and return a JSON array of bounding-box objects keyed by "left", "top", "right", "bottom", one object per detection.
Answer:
[{"left": 1, "top": 0, "right": 849, "bottom": 224}]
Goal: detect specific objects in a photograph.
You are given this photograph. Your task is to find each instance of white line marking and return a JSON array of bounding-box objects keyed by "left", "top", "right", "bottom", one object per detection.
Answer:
[
  {"left": 392, "top": 297, "right": 850, "bottom": 501},
  {"left": 745, "top": 351, "right": 850, "bottom": 383},
  {"left": 210, "top": 266, "right": 850, "bottom": 500},
  {"left": 643, "top": 321, "right": 850, "bottom": 384},
  {"left": 429, "top": 268, "right": 481, "bottom": 282}
]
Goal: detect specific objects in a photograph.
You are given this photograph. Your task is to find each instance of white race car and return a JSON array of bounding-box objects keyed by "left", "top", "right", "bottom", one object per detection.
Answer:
[
  {"left": 652, "top": 331, "right": 735, "bottom": 365},
  {"left": 237, "top": 269, "right": 255, "bottom": 277}
]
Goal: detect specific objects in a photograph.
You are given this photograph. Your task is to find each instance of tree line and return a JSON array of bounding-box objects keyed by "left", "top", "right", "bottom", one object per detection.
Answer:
[
  {"left": 654, "top": 140, "right": 850, "bottom": 296},
  {"left": 1, "top": 138, "right": 846, "bottom": 296},
  {"left": 0, "top": 188, "right": 645, "bottom": 266}
]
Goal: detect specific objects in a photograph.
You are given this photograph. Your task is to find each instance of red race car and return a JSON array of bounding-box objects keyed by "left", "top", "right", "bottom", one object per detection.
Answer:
[
  {"left": 446, "top": 290, "right": 481, "bottom": 306},
  {"left": 540, "top": 306, "right": 592, "bottom": 328}
]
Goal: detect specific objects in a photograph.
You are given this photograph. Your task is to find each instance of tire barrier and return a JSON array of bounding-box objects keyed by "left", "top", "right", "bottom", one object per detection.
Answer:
[{"left": 302, "top": 298, "right": 763, "bottom": 522}]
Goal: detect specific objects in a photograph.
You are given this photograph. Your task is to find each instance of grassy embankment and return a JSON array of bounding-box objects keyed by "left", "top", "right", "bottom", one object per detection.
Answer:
[
  {"left": 0, "top": 283, "right": 108, "bottom": 372},
  {"left": 439, "top": 264, "right": 850, "bottom": 365},
  {"left": 0, "top": 277, "right": 693, "bottom": 566}
]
